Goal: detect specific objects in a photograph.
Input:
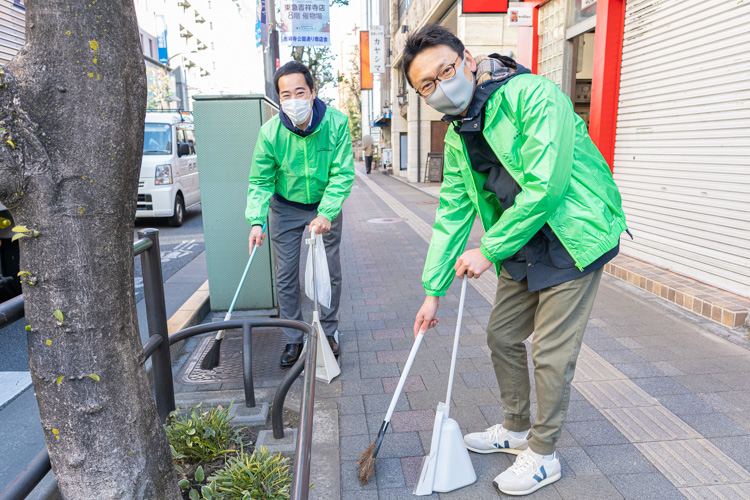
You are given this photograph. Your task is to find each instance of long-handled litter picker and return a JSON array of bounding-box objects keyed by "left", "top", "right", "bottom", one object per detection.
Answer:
[
  {"left": 356, "top": 330, "right": 425, "bottom": 485},
  {"left": 201, "top": 222, "right": 267, "bottom": 370},
  {"left": 414, "top": 274, "right": 476, "bottom": 495}
]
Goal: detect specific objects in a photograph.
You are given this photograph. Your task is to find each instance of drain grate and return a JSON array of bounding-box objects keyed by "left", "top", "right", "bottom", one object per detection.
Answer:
[
  {"left": 181, "top": 328, "right": 288, "bottom": 384},
  {"left": 414, "top": 200, "right": 438, "bottom": 205},
  {"left": 367, "top": 217, "right": 407, "bottom": 224}
]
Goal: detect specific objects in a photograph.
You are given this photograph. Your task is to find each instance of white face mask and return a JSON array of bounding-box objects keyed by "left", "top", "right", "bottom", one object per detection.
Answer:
[{"left": 281, "top": 97, "right": 313, "bottom": 126}]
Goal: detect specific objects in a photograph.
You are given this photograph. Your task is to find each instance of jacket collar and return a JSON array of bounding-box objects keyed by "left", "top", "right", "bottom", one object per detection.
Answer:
[{"left": 279, "top": 97, "right": 328, "bottom": 137}]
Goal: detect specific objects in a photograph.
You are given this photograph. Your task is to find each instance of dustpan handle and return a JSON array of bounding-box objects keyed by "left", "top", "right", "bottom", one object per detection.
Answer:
[
  {"left": 445, "top": 275, "right": 468, "bottom": 411},
  {"left": 308, "top": 226, "right": 319, "bottom": 314}
]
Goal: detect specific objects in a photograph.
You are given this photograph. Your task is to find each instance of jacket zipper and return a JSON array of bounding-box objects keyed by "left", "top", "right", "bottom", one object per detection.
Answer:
[
  {"left": 303, "top": 138, "right": 311, "bottom": 204},
  {"left": 463, "top": 129, "right": 586, "bottom": 272}
]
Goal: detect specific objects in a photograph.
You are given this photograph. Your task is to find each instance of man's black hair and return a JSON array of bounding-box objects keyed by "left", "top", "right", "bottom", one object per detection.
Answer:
[
  {"left": 402, "top": 24, "right": 465, "bottom": 87},
  {"left": 273, "top": 61, "right": 315, "bottom": 94}
]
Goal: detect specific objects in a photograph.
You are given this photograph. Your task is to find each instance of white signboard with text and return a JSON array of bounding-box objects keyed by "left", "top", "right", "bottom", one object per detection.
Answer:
[
  {"left": 369, "top": 25, "right": 386, "bottom": 74},
  {"left": 279, "top": 0, "right": 331, "bottom": 46}
]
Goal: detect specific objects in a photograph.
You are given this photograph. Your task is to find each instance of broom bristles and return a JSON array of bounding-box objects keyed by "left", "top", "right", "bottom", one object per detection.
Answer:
[
  {"left": 200, "top": 336, "right": 222, "bottom": 370},
  {"left": 356, "top": 441, "right": 377, "bottom": 485}
]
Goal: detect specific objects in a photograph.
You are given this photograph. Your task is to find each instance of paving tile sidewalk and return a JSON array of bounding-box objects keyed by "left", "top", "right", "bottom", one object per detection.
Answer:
[{"left": 327, "top": 163, "right": 750, "bottom": 499}]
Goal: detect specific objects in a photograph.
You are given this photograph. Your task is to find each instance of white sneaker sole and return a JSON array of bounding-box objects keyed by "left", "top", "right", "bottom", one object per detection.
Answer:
[
  {"left": 493, "top": 472, "right": 562, "bottom": 496},
  {"left": 465, "top": 444, "right": 526, "bottom": 455}
]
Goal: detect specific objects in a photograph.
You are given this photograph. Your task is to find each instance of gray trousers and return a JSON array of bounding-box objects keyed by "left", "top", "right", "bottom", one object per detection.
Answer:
[{"left": 269, "top": 197, "right": 343, "bottom": 343}]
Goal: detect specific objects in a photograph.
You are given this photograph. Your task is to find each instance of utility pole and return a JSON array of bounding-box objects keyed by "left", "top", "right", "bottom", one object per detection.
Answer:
[{"left": 265, "top": 0, "right": 281, "bottom": 103}]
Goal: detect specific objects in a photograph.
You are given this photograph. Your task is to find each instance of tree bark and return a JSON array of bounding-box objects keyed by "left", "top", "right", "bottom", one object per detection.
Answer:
[{"left": 0, "top": 1, "right": 180, "bottom": 498}]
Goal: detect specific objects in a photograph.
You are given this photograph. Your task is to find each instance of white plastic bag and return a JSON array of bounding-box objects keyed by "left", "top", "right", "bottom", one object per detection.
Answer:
[{"left": 305, "top": 232, "right": 331, "bottom": 309}]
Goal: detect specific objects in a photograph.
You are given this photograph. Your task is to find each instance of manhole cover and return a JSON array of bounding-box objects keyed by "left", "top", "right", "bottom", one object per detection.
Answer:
[
  {"left": 180, "top": 328, "right": 288, "bottom": 384},
  {"left": 367, "top": 218, "right": 407, "bottom": 224}
]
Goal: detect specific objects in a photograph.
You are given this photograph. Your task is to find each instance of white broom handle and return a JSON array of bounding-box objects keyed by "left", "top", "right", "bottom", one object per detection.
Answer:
[
  {"left": 385, "top": 332, "right": 424, "bottom": 422},
  {"left": 445, "top": 275, "right": 467, "bottom": 410}
]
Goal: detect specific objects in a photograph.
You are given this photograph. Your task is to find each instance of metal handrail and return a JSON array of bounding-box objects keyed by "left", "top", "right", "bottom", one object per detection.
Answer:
[
  {"left": 0, "top": 295, "right": 23, "bottom": 328},
  {"left": 0, "top": 450, "right": 50, "bottom": 500},
  {"left": 0, "top": 229, "right": 320, "bottom": 500},
  {"left": 290, "top": 324, "right": 317, "bottom": 499}
]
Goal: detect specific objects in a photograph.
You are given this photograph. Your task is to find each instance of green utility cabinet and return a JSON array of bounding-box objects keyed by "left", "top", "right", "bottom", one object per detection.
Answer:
[{"left": 192, "top": 95, "right": 279, "bottom": 313}]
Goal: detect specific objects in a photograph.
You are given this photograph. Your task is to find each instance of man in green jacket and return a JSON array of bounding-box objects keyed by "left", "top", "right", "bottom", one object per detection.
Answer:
[
  {"left": 407, "top": 25, "right": 627, "bottom": 495},
  {"left": 246, "top": 61, "right": 355, "bottom": 368}
]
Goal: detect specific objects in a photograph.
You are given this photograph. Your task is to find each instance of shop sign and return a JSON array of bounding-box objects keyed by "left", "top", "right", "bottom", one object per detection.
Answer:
[
  {"left": 507, "top": 3, "right": 533, "bottom": 27},
  {"left": 369, "top": 25, "right": 385, "bottom": 74},
  {"left": 279, "top": 0, "right": 331, "bottom": 46}
]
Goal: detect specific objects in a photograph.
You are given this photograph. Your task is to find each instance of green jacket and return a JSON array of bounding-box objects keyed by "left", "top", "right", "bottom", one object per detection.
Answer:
[
  {"left": 245, "top": 107, "right": 355, "bottom": 225},
  {"left": 423, "top": 73, "right": 627, "bottom": 296}
]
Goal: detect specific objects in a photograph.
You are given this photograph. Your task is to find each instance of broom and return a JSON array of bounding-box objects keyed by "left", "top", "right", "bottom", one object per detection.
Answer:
[
  {"left": 200, "top": 222, "right": 267, "bottom": 370},
  {"left": 357, "top": 330, "right": 425, "bottom": 485}
]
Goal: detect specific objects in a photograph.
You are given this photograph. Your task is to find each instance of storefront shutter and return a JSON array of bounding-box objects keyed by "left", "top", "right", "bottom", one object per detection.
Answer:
[
  {"left": 0, "top": 1, "right": 25, "bottom": 66},
  {"left": 613, "top": 0, "right": 750, "bottom": 297}
]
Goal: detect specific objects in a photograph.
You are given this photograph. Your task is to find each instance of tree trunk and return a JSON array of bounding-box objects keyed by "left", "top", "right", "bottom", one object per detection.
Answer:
[{"left": 0, "top": 1, "right": 180, "bottom": 498}]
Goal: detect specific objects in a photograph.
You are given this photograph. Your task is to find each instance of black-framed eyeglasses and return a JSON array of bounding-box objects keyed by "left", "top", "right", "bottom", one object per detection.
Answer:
[{"left": 416, "top": 55, "right": 463, "bottom": 98}]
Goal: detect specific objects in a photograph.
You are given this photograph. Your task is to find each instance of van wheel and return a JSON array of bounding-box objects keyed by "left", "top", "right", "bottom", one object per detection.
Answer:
[
  {"left": 168, "top": 194, "right": 185, "bottom": 227},
  {"left": 0, "top": 237, "right": 21, "bottom": 301}
]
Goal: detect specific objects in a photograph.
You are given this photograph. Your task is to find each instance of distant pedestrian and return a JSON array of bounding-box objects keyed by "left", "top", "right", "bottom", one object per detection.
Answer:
[
  {"left": 363, "top": 135, "right": 374, "bottom": 174},
  {"left": 246, "top": 61, "right": 355, "bottom": 368},
  {"left": 407, "top": 24, "right": 628, "bottom": 496}
]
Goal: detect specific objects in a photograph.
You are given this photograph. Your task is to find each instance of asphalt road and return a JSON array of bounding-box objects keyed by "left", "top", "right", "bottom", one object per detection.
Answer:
[{"left": 0, "top": 204, "right": 204, "bottom": 372}]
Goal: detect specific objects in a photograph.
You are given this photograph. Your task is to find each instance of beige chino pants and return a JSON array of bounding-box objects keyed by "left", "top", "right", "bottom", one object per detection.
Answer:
[{"left": 486, "top": 267, "right": 603, "bottom": 455}]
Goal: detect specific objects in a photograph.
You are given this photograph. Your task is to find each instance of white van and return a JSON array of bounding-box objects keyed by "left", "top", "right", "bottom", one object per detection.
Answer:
[{"left": 136, "top": 112, "right": 200, "bottom": 227}]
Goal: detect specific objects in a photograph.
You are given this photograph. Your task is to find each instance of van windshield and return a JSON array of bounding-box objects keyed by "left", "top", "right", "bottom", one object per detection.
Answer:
[{"left": 143, "top": 123, "right": 172, "bottom": 155}]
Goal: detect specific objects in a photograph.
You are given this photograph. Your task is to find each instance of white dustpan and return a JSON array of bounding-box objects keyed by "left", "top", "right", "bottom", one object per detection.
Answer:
[
  {"left": 305, "top": 227, "right": 340, "bottom": 383},
  {"left": 414, "top": 275, "right": 476, "bottom": 495}
]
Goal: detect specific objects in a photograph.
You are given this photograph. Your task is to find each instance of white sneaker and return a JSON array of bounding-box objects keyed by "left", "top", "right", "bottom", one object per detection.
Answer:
[
  {"left": 463, "top": 424, "right": 529, "bottom": 455},
  {"left": 493, "top": 449, "right": 561, "bottom": 496}
]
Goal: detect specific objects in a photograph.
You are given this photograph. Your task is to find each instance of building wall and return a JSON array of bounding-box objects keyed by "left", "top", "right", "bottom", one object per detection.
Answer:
[
  {"left": 134, "top": 0, "right": 264, "bottom": 108},
  {"left": 390, "top": 0, "right": 518, "bottom": 182}
]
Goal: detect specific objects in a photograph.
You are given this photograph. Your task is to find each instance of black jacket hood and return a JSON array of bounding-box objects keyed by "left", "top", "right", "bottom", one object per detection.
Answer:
[{"left": 279, "top": 97, "right": 328, "bottom": 137}]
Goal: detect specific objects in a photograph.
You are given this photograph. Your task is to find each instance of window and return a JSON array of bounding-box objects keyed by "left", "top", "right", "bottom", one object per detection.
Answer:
[
  {"left": 211, "top": 42, "right": 215, "bottom": 50},
  {"left": 148, "top": 39, "right": 154, "bottom": 58},
  {"left": 210, "top": 22, "right": 213, "bottom": 30},
  {"left": 184, "top": 128, "right": 196, "bottom": 154},
  {"left": 143, "top": 123, "right": 172, "bottom": 155},
  {"left": 398, "top": 0, "right": 411, "bottom": 24}
]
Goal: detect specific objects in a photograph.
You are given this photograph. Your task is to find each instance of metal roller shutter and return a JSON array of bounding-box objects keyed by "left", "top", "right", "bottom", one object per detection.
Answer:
[
  {"left": 613, "top": 0, "right": 750, "bottom": 297},
  {"left": 0, "top": 1, "right": 25, "bottom": 67}
]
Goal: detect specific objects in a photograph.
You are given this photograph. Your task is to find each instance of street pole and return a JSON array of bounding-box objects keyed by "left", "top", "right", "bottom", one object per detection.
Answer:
[{"left": 265, "top": 0, "right": 280, "bottom": 103}]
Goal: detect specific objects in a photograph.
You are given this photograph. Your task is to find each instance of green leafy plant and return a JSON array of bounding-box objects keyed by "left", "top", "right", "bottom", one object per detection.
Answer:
[
  {"left": 165, "top": 403, "right": 243, "bottom": 465},
  {"left": 178, "top": 465, "right": 210, "bottom": 500},
  {"left": 204, "top": 447, "right": 292, "bottom": 500}
]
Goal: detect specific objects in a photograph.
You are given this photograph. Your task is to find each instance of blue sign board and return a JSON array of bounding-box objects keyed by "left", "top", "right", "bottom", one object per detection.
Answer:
[
  {"left": 155, "top": 15, "right": 169, "bottom": 64},
  {"left": 13, "top": 0, "right": 25, "bottom": 10}
]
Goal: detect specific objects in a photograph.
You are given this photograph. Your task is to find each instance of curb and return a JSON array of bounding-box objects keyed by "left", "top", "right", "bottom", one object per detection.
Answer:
[
  {"left": 167, "top": 279, "right": 211, "bottom": 358},
  {"left": 388, "top": 172, "right": 440, "bottom": 199}
]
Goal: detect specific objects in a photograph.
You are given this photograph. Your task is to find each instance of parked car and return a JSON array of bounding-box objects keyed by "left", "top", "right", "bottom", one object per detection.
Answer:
[
  {"left": 136, "top": 112, "right": 200, "bottom": 227},
  {"left": 0, "top": 203, "right": 21, "bottom": 302}
]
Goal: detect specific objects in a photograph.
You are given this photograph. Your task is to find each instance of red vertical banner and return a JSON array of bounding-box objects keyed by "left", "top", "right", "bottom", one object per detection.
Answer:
[{"left": 360, "top": 31, "right": 373, "bottom": 90}]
